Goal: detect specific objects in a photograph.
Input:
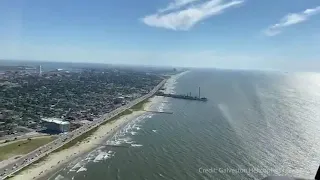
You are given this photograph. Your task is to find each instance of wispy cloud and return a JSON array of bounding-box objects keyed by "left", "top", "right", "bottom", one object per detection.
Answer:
[
  {"left": 264, "top": 6, "right": 320, "bottom": 36},
  {"left": 141, "top": 0, "right": 244, "bottom": 31},
  {"left": 159, "top": 0, "right": 201, "bottom": 13}
]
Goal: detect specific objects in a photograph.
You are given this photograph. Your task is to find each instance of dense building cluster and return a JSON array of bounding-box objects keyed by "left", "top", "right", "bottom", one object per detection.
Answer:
[{"left": 0, "top": 67, "right": 164, "bottom": 136}]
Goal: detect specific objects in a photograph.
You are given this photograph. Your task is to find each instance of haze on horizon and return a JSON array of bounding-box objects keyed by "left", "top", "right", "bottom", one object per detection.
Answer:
[{"left": 0, "top": 0, "right": 320, "bottom": 71}]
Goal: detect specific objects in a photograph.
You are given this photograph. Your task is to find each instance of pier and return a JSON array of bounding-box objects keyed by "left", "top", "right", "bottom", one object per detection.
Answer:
[{"left": 156, "top": 87, "right": 208, "bottom": 102}]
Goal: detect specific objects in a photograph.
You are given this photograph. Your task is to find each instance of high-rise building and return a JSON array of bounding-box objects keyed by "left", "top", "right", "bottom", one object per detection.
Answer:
[
  {"left": 36, "top": 65, "right": 42, "bottom": 76},
  {"left": 42, "top": 118, "right": 70, "bottom": 133}
]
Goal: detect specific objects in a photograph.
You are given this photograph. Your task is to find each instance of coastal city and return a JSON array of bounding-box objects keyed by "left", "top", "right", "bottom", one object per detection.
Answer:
[
  {"left": 2, "top": 0, "right": 320, "bottom": 179},
  {"left": 0, "top": 64, "right": 176, "bottom": 179},
  {"left": 0, "top": 65, "right": 165, "bottom": 134}
]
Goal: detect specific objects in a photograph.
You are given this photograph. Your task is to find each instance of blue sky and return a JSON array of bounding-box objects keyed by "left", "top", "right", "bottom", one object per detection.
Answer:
[{"left": 0, "top": 0, "right": 320, "bottom": 71}]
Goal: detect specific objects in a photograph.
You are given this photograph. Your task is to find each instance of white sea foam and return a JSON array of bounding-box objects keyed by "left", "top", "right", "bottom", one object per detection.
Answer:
[
  {"left": 120, "top": 137, "right": 132, "bottom": 143},
  {"left": 93, "top": 151, "right": 107, "bottom": 162},
  {"left": 103, "top": 151, "right": 115, "bottom": 160},
  {"left": 76, "top": 167, "right": 87, "bottom": 173},
  {"left": 75, "top": 149, "right": 114, "bottom": 167},
  {"left": 106, "top": 135, "right": 133, "bottom": 146},
  {"left": 54, "top": 174, "right": 65, "bottom": 180},
  {"left": 105, "top": 113, "right": 151, "bottom": 144},
  {"left": 135, "top": 126, "right": 141, "bottom": 130},
  {"left": 106, "top": 139, "right": 122, "bottom": 146},
  {"left": 157, "top": 102, "right": 166, "bottom": 112},
  {"left": 131, "top": 144, "right": 143, "bottom": 147},
  {"left": 125, "top": 140, "right": 135, "bottom": 144},
  {"left": 147, "top": 114, "right": 154, "bottom": 119},
  {"left": 163, "top": 71, "right": 189, "bottom": 94},
  {"left": 69, "top": 162, "right": 82, "bottom": 172},
  {"left": 104, "top": 153, "right": 111, "bottom": 159},
  {"left": 84, "top": 152, "right": 96, "bottom": 162}
]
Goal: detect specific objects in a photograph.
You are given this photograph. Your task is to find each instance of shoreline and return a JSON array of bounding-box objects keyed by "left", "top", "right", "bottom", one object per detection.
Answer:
[
  {"left": 8, "top": 71, "right": 187, "bottom": 180},
  {"left": 9, "top": 97, "right": 158, "bottom": 180}
]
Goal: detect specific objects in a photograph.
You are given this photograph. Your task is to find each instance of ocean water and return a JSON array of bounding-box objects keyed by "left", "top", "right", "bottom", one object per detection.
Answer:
[{"left": 47, "top": 70, "right": 320, "bottom": 180}]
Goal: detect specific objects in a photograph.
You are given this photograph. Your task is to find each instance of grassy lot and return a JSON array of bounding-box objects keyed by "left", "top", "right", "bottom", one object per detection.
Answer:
[{"left": 0, "top": 136, "right": 56, "bottom": 161}]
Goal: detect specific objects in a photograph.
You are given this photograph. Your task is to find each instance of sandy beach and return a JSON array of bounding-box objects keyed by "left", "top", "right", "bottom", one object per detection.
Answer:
[{"left": 9, "top": 72, "right": 186, "bottom": 180}]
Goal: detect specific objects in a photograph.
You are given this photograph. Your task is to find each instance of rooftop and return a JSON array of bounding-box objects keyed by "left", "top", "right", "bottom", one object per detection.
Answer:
[{"left": 42, "top": 118, "right": 70, "bottom": 125}]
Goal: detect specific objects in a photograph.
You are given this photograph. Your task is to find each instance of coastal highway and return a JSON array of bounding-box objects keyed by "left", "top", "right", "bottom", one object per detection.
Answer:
[{"left": 0, "top": 79, "right": 166, "bottom": 180}]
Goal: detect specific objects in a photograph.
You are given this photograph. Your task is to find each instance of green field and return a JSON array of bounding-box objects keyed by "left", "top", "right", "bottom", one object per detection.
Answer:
[{"left": 0, "top": 136, "right": 56, "bottom": 161}]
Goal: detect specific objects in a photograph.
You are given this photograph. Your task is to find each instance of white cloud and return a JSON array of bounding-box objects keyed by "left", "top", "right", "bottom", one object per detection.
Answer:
[
  {"left": 159, "top": 0, "right": 201, "bottom": 13},
  {"left": 264, "top": 6, "right": 320, "bottom": 36},
  {"left": 141, "top": 0, "right": 244, "bottom": 31}
]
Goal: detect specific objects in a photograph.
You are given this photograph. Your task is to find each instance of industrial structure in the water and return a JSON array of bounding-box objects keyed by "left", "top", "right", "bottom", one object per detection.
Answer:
[{"left": 156, "top": 87, "right": 208, "bottom": 102}]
